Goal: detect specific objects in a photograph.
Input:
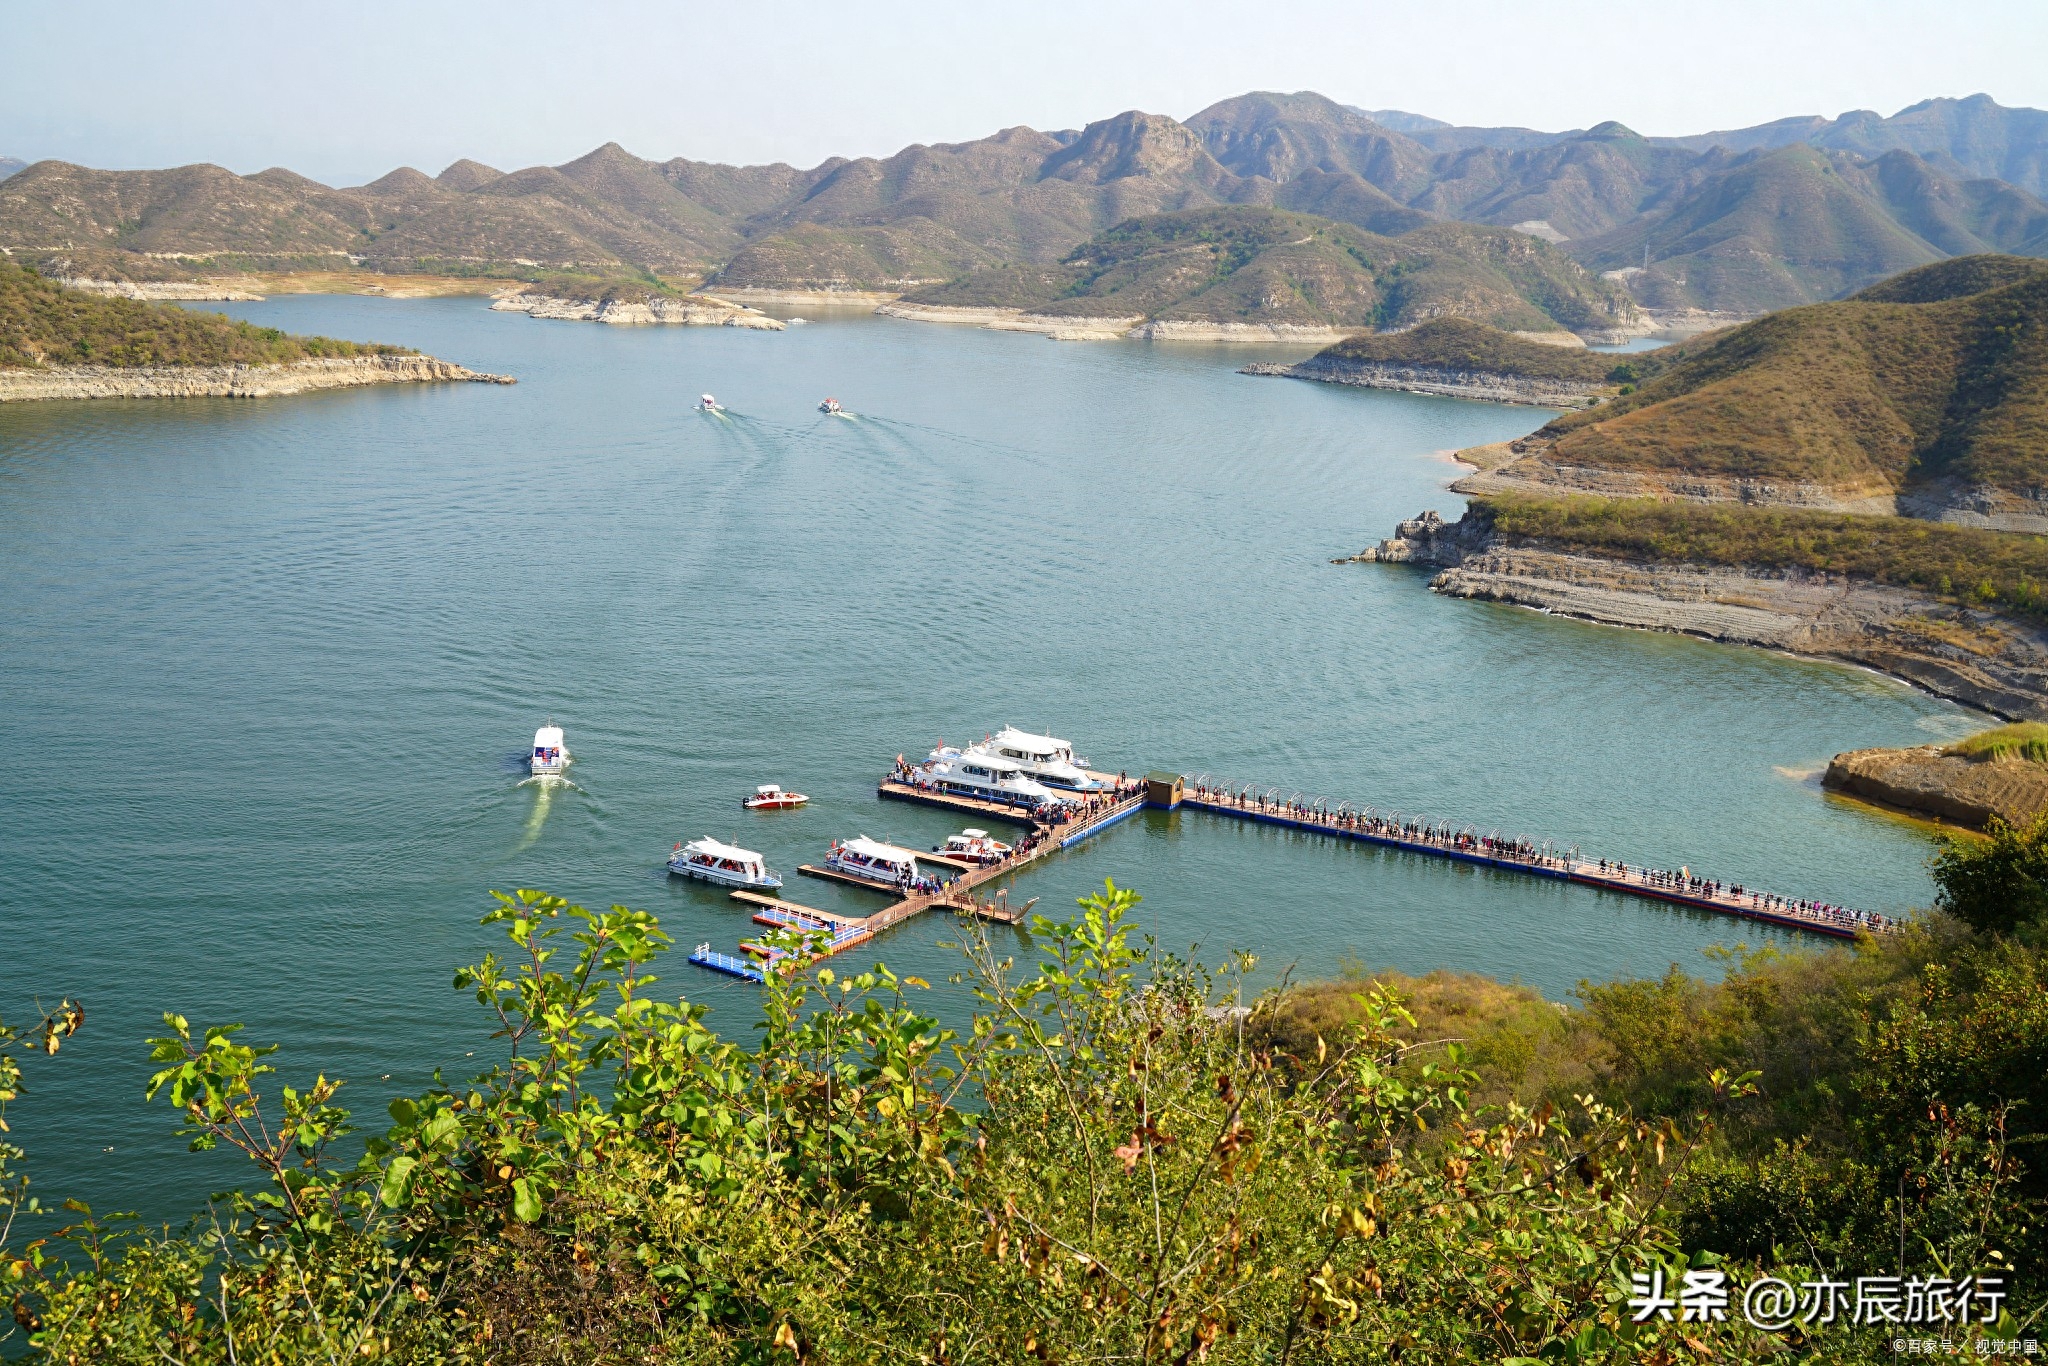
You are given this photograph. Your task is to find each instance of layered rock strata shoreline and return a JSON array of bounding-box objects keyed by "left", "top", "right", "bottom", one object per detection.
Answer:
[
  {"left": 490, "top": 291, "right": 784, "bottom": 329},
  {"left": 57, "top": 277, "right": 265, "bottom": 302},
  {"left": 0, "top": 355, "right": 515, "bottom": 402},
  {"left": 877, "top": 302, "right": 1355, "bottom": 343},
  {"left": 1823, "top": 746, "right": 2048, "bottom": 830},
  {"left": 1348, "top": 506, "right": 2048, "bottom": 720},
  {"left": 1456, "top": 436, "right": 2048, "bottom": 529},
  {"left": 1245, "top": 357, "right": 1608, "bottom": 407}
]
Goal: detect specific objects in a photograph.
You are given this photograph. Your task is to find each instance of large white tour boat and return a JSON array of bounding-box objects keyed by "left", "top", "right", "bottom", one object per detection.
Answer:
[
  {"left": 919, "top": 747, "right": 1074, "bottom": 811},
  {"left": 983, "top": 726, "right": 1100, "bottom": 790},
  {"left": 530, "top": 724, "right": 569, "bottom": 778},
  {"left": 668, "top": 837, "right": 783, "bottom": 888},
  {"left": 825, "top": 836, "right": 923, "bottom": 888}
]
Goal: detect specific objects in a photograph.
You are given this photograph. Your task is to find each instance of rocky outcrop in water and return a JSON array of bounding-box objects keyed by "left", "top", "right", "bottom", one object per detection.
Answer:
[
  {"left": 1244, "top": 357, "right": 1608, "bottom": 406},
  {"left": 491, "top": 290, "right": 784, "bottom": 329},
  {"left": 1349, "top": 504, "right": 2048, "bottom": 720},
  {"left": 1824, "top": 746, "right": 2048, "bottom": 829},
  {"left": 0, "top": 354, "right": 515, "bottom": 402}
]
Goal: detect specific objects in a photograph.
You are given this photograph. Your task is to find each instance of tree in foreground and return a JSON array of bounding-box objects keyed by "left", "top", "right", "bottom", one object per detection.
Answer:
[{"left": 2, "top": 883, "right": 2029, "bottom": 1362}]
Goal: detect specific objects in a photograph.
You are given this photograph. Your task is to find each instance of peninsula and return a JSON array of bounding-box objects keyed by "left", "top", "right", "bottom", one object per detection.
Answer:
[
  {"left": 0, "top": 260, "right": 511, "bottom": 400},
  {"left": 1242, "top": 317, "right": 1632, "bottom": 403}
]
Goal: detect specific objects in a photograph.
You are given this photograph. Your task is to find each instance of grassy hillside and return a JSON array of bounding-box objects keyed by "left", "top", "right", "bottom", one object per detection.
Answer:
[
  {"left": 0, "top": 259, "right": 404, "bottom": 367},
  {"left": 1471, "top": 490, "right": 2048, "bottom": 619},
  {"left": 1312, "top": 317, "right": 1623, "bottom": 380},
  {"left": 904, "top": 206, "right": 1639, "bottom": 333},
  {"left": 1520, "top": 257, "right": 2048, "bottom": 497}
]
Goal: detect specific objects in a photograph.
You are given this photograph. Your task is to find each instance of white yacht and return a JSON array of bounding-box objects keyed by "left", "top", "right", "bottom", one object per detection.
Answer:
[
  {"left": 935, "top": 828, "right": 1012, "bottom": 865},
  {"left": 530, "top": 724, "right": 569, "bottom": 778},
  {"left": 818, "top": 397, "right": 845, "bottom": 416},
  {"left": 668, "top": 837, "right": 783, "bottom": 889},
  {"left": 983, "top": 726, "right": 1100, "bottom": 791},
  {"left": 697, "top": 394, "right": 723, "bottom": 413},
  {"left": 919, "top": 748, "right": 1074, "bottom": 811},
  {"left": 826, "top": 836, "right": 923, "bottom": 888}
]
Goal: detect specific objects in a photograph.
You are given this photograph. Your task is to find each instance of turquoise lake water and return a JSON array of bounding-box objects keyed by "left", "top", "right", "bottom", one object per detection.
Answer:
[{"left": 0, "top": 296, "right": 1978, "bottom": 1222}]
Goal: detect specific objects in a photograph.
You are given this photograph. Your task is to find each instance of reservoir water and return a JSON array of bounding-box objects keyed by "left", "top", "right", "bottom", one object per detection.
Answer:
[{"left": 0, "top": 296, "right": 1975, "bottom": 1222}]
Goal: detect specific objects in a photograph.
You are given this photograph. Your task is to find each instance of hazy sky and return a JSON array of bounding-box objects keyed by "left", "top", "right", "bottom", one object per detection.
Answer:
[{"left": 6, "top": 0, "right": 2046, "bottom": 186}]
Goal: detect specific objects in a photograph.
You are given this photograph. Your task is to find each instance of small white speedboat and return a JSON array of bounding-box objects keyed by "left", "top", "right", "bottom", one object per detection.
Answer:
[
  {"left": 530, "top": 724, "right": 569, "bottom": 778},
  {"left": 818, "top": 397, "right": 844, "bottom": 415},
  {"left": 825, "top": 836, "right": 923, "bottom": 888},
  {"left": 697, "top": 394, "right": 723, "bottom": 413},
  {"left": 668, "top": 837, "right": 783, "bottom": 888},
  {"left": 935, "top": 828, "right": 1012, "bottom": 865},
  {"left": 743, "top": 783, "right": 809, "bottom": 811}
]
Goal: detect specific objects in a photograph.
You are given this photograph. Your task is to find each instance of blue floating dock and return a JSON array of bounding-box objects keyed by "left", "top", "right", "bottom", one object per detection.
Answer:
[{"left": 690, "top": 945, "right": 766, "bottom": 981}]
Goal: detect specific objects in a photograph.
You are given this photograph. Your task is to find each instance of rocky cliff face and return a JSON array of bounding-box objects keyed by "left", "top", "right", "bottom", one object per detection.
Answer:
[
  {"left": 1248, "top": 356, "right": 1609, "bottom": 406},
  {"left": 1349, "top": 505, "right": 2048, "bottom": 719},
  {"left": 490, "top": 291, "right": 784, "bottom": 329},
  {"left": 1824, "top": 746, "right": 2048, "bottom": 829},
  {"left": 0, "top": 354, "right": 514, "bottom": 402}
]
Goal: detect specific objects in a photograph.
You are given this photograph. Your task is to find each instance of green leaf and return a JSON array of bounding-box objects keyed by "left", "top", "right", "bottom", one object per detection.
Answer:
[
  {"left": 378, "top": 1155, "right": 416, "bottom": 1209},
  {"left": 511, "top": 1176, "right": 544, "bottom": 1222}
]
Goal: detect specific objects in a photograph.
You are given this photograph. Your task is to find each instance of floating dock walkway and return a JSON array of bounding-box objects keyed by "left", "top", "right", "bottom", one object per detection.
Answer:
[
  {"left": 689, "top": 765, "right": 1890, "bottom": 982},
  {"left": 689, "top": 782, "right": 1147, "bottom": 980},
  {"left": 1172, "top": 779, "right": 1888, "bottom": 941}
]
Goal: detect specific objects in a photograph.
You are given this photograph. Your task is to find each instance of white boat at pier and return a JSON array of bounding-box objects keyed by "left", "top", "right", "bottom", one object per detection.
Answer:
[{"left": 668, "top": 837, "right": 783, "bottom": 889}]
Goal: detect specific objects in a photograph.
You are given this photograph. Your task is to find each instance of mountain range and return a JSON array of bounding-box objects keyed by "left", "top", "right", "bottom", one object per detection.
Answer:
[{"left": 5, "top": 91, "right": 2047, "bottom": 320}]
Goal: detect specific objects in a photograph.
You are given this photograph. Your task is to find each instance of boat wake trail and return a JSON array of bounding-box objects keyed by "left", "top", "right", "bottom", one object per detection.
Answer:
[{"left": 514, "top": 774, "right": 581, "bottom": 851}]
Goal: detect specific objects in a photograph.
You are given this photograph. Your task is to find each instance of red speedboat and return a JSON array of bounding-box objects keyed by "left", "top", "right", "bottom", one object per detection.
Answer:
[{"left": 743, "top": 783, "right": 809, "bottom": 811}]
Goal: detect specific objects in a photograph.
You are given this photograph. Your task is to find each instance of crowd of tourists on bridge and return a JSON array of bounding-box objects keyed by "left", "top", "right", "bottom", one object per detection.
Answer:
[
  {"left": 1186, "top": 784, "right": 1567, "bottom": 867},
  {"left": 1185, "top": 781, "right": 1892, "bottom": 935}
]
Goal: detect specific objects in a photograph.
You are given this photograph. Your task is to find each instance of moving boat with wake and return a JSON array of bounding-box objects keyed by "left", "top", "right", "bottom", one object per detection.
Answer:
[
  {"left": 697, "top": 394, "right": 723, "bottom": 413},
  {"left": 530, "top": 724, "right": 569, "bottom": 778},
  {"left": 818, "top": 397, "right": 845, "bottom": 416}
]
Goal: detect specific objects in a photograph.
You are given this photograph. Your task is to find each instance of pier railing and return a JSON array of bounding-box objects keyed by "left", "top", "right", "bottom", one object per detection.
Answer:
[{"left": 1178, "top": 778, "right": 1893, "bottom": 940}]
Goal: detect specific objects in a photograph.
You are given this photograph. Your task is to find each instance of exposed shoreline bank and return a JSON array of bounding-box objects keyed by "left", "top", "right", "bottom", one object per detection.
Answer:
[
  {"left": 1823, "top": 745, "right": 2048, "bottom": 830},
  {"left": 1244, "top": 356, "right": 1607, "bottom": 406},
  {"left": 0, "top": 354, "right": 515, "bottom": 402},
  {"left": 488, "top": 290, "right": 784, "bottom": 329},
  {"left": 1348, "top": 501, "right": 2048, "bottom": 721}
]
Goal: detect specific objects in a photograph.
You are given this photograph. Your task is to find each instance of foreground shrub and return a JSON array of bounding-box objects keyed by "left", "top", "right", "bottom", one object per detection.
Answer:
[{"left": 3, "top": 884, "right": 2023, "bottom": 1362}]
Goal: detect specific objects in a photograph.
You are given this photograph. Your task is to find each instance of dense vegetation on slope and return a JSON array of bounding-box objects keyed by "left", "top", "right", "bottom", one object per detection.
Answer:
[
  {"left": 0, "top": 260, "right": 404, "bottom": 368},
  {"left": 1521, "top": 257, "right": 2048, "bottom": 496},
  {"left": 903, "top": 207, "right": 1639, "bottom": 333},
  {"left": 1471, "top": 490, "right": 2048, "bottom": 619},
  {"left": 1311, "top": 317, "right": 1626, "bottom": 380},
  {"left": 7, "top": 857, "right": 2047, "bottom": 1363}
]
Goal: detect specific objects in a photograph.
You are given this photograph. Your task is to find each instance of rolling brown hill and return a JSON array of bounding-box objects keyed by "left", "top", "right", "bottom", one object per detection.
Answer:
[
  {"left": 899, "top": 207, "right": 1639, "bottom": 336},
  {"left": 6, "top": 90, "right": 2048, "bottom": 323},
  {"left": 1467, "top": 255, "right": 2048, "bottom": 527}
]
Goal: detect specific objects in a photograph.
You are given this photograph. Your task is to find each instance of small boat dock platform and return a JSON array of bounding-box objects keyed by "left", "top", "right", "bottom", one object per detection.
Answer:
[{"left": 689, "top": 782, "right": 1148, "bottom": 979}]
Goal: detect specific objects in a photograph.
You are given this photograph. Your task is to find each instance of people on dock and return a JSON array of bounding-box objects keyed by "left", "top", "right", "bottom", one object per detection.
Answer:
[{"left": 1180, "top": 779, "right": 1888, "bottom": 934}]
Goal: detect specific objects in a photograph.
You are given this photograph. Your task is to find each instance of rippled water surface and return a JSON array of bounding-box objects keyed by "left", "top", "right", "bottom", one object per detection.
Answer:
[{"left": 0, "top": 297, "right": 1974, "bottom": 1219}]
